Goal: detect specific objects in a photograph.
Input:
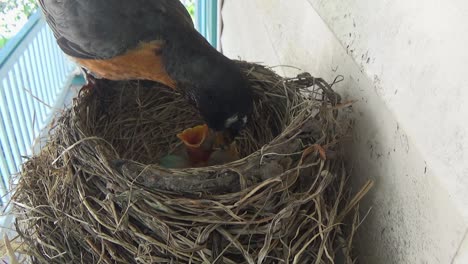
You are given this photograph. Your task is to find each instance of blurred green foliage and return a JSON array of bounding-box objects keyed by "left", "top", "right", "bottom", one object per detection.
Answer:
[
  {"left": 0, "top": 0, "right": 38, "bottom": 48},
  {"left": 186, "top": 2, "right": 195, "bottom": 19},
  {"left": 0, "top": 0, "right": 38, "bottom": 16},
  {"left": 0, "top": 36, "right": 7, "bottom": 47}
]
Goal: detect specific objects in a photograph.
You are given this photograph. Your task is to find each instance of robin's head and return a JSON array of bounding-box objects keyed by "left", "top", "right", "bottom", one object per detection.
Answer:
[
  {"left": 183, "top": 59, "right": 253, "bottom": 142},
  {"left": 161, "top": 33, "right": 253, "bottom": 141},
  {"left": 196, "top": 67, "right": 252, "bottom": 134}
]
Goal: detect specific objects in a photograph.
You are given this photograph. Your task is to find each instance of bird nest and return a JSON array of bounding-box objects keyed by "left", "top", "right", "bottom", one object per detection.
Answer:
[{"left": 11, "top": 62, "right": 371, "bottom": 263}]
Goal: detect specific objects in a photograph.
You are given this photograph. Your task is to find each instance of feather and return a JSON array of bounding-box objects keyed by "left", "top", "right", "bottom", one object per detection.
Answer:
[{"left": 38, "top": 0, "right": 194, "bottom": 59}]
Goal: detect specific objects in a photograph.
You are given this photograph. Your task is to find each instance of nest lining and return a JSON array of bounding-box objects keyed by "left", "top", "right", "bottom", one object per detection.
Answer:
[{"left": 11, "top": 62, "right": 371, "bottom": 263}]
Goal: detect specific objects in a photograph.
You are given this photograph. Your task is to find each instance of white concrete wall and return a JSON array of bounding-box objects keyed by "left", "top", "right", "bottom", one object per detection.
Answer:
[{"left": 220, "top": 0, "right": 468, "bottom": 263}]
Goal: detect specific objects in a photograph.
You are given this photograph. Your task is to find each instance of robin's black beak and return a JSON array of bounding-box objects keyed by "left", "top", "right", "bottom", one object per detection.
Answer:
[
  {"left": 214, "top": 114, "right": 247, "bottom": 148},
  {"left": 214, "top": 129, "right": 238, "bottom": 149}
]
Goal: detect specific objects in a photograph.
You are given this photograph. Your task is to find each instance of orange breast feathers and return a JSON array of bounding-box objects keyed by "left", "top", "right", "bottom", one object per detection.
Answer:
[{"left": 73, "top": 42, "right": 176, "bottom": 89}]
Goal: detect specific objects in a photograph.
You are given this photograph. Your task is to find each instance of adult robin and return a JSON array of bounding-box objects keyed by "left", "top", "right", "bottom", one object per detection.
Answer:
[{"left": 39, "top": 0, "right": 253, "bottom": 142}]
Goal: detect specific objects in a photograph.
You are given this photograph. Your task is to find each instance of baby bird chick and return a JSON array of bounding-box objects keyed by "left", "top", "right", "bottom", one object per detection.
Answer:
[{"left": 160, "top": 124, "right": 241, "bottom": 168}]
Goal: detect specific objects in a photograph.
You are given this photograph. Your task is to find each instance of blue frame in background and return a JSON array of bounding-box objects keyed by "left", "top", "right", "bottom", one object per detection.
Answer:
[{"left": 196, "top": 0, "right": 218, "bottom": 48}]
